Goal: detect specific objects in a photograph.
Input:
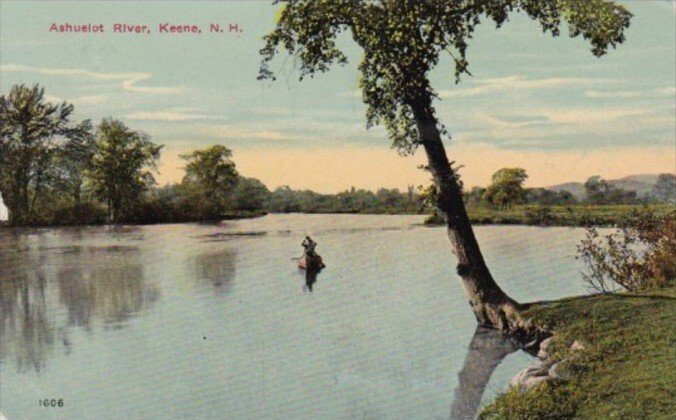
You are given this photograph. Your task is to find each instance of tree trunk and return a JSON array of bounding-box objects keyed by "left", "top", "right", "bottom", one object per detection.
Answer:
[
  {"left": 7, "top": 179, "right": 21, "bottom": 226},
  {"left": 409, "top": 94, "right": 525, "bottom": 332},
  {"left": 73, "top": 181, "right": 82, "bottom": 220}
]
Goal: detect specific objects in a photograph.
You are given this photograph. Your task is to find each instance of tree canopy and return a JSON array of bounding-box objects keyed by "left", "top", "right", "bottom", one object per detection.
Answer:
[
  {"left": 89, "top": 118, "right": 162, "bottom": 222},
  {"left": 260, "top": 0, "right": 631, "bottom": 153},
  {"left": 181, "top": 145, "right": 239, "bottom": 218},
  {"left": 652, "top": 173, "right": 676, "bottom": 204},
  {"left": 0, "top": 84, "right": 75, "bottom": 224},
  {"left": 484, "top": 167, "right": 528, "bottom": 208},
  {"left": 584, "top": 175, "right": 637, "bottom": 205}
]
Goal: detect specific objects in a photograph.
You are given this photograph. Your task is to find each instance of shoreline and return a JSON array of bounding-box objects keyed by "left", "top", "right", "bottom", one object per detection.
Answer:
[
  {"left": 0, "top": 210, "right": 267, "bottom": 230},
  {"left": 2, "top": 204, "right": 673, "bottom": 229},
  {"left": 481, "top": 285, "right": 675, "bottom": 418}
]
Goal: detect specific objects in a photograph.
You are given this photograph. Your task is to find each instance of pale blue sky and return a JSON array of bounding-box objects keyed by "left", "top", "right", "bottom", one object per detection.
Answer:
[{"left": 1, "top": 0, "right": 674, "bottom": 191}]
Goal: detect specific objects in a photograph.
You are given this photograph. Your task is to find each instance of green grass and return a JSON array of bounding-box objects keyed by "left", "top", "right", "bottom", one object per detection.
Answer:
[
  {"left": 481, "top": 286, "right": 676, "bottom": 419},
  {"left": 425, "top": 204, "right": 675, "bottom": 227}
]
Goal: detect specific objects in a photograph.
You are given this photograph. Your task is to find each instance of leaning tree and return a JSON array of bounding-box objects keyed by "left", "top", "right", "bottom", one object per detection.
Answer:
[{"left": 259, "top": 0, "right": 631, "bottom": 333}]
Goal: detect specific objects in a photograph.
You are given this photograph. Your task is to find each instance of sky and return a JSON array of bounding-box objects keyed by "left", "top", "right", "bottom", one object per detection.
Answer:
[{"left": 0, "top": 0, "right": 674, "bottom": 193}]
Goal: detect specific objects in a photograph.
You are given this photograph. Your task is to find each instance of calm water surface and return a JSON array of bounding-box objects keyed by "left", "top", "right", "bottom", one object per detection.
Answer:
[{"left": 0, "top": 214, "right": 589, "bottom": 419}]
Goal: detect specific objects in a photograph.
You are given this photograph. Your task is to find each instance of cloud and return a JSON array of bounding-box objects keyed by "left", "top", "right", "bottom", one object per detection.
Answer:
[
  {"left": 44, "top": 94, "right": 64, "bottom": 103},
  {"left": 438, "top": 75, "right": 614, "bottom": 98},
  {"left": 72, "top": 94, "right": 108, "bottom": 105},
  {"left": 44, "top": 93, "right": 107, "bottom": 105},
  {"left": 536, "top": 107, "right": 653, "bottom": 124},
  {"left": 470, "top": 113, "right": 549, "bottom": 130},
  {"left": 0, "top": 64, "right": 185, "bottom": 95},
  {"left": 201, "top": 124, "right": 293, "bottom": 141},
  {"left": 463, "top": 107, "right": 655, "bottom": 132},
  {"left": 452, "top": 104, "right": 673, "bottom": 150},
  {"left": 126, "top": 110, "right": 222, "bottom": 122},
  {"left": 585, "top": 87, "right": 676, "bottom": 99}
]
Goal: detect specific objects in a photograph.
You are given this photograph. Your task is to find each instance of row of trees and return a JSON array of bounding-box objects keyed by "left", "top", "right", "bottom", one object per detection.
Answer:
[
  {"left": 584, "top": 174, "right": 676, "bottom": 205},
  {"left": 0, "top": 84, "right": 271, "bottom": 226},
  {"left": 459, "top": 169, "right": 674, "bottom": 210},
  {"left": 266, "top": 185, "right": 420, "bottom": 213},
  {"left": 256, "top": 167, "right": 673, "bottom": 216},
  {"left": 0, "top": 85, "right": 163, "bottom": 225}
]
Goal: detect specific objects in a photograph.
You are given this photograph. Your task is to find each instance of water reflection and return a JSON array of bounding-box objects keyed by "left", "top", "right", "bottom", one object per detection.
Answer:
[
  {"left": 450, "top": 327, "right": 520, "bottom": 420},
  {"left": 191, "top": 249, "right": 237, "bottom": 292},
  {"left": 0, "top": 265, "right": 55, "bottom": 372},
  {"left": 0, "top": 237, "right": 159, "bottom": 372},
  {"left": 303, "top": 266, "right": 323, "bottom": 292}
]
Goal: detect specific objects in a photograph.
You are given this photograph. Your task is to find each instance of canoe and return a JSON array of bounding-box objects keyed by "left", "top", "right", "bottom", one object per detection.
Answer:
[{"left": 297, "top": 253, "right": 324, "bottom": 270}]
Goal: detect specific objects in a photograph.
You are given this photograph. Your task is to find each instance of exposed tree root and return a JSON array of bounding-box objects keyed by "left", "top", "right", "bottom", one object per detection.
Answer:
[{"left": 470, "top": 298, "right": 552, "bottom": 355}]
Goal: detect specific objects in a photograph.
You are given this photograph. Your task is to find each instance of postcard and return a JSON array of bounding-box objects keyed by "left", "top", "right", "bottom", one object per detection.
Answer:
[{"left": 0, "top": 1, "right": 674, "bottom": 419}]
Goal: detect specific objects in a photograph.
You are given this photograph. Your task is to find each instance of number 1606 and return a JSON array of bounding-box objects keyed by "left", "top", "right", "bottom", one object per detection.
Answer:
[{"left": 39, "top": 399, "right": 64, "bottom": 407}]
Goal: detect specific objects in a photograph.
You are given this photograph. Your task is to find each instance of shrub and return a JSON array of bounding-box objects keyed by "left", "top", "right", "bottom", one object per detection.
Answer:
[
  {"left": 525, "top": 205, "right": 555, "bottom": 226},
  {"left": 576, "top": 210, "right": 675, "bottom": 292}
]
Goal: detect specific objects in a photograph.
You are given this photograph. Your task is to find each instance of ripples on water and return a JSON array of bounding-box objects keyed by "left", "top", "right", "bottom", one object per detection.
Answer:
[{"left": 0, "top": 214, "right": 589, "bottom": 419}]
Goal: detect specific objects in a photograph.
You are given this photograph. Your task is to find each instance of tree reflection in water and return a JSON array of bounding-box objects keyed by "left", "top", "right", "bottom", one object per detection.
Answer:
[
  {"left": 450, "top": 326, "right": 520, "bottom": 420},
  {"left": 0, "top": 233, "right": 159, "bottom": 373},
  {"left": 57, "top": 249, "right": 159, "bottom": 328},
  {"left": 192, "top": 249, "right": 237, "bottom": 293}
]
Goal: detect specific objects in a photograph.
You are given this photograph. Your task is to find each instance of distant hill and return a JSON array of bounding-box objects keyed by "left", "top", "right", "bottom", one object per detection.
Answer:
[{"left": 547, "top": 174, "right": 663, "bottom": 200}]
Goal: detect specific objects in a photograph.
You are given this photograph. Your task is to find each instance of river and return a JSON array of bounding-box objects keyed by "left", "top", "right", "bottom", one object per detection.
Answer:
[{"left": 0, "top": 214, "right": 590, "bottom": 419}]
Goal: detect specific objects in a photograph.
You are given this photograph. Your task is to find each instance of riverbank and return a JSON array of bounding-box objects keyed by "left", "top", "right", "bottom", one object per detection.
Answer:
[
  {"left": 0, "top": 210, "right": 267, "bottom": 228},
  {"left": 425, "top": 204, "right": 674, "bottom": 227},
  {"left": 481, "top": 285, "right": 676, "bottom": 419},
  {"left": 4, "top": 204, "right": 674, "bottom": 228}
]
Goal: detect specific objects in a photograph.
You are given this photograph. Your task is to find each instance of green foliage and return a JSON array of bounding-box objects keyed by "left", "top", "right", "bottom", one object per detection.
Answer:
[
  {"left": 484, "top": 168, "right": 528, "bottom": 208},
  {"left": 89, "top": 118, "right": 162, "bottom": 223},
  {"left": 0, "top": 84, "right": 268, "bottom": 226},
  {"left": 577, "top": 210, "right": 676, "bottom": 292},
  {"left": 49, "top": 201, "right": 107, "bottom": 226},
  {"left": 584, "top": 175, "right": 638, "bottom": 205},
  {"left": 266, "top": 185, "right": 420, "bottom": 214},
  {"left": 524, "top": 205, "right": 554, "bottom": 226},
  {"left": 482, "top": 287, "right": 676, "bottom": 419},
  {"left": 417, "top": 161, "right": 463, "bottom": 211},
  {"left": 424, "top": 205, "right": 675, "bottom": 227},
  {"left": 57, "top": 119, "right": 96, "bottom": 208},
  {"left": 0, "top": 84, "right": 75, "bottom": 225},
  {"left": 417, "top": 183, "right": 439, "bottom": 213},
  {"left": 524, "top": 187, "right": 577, "bottom": 206},
  {"left": 233, "top": 177, "right": 271, "bottom": 211},
  {"left": 180, "top": 145, "right": 239, "bottom": 218},
  {"left": 481, "top": 382, "right": 579, "bottom": 419},
  {"left": 465, "top": 186, "right": 487, "bottom": 207},
  {"left": 260, "top": 0, "right": 630, "bottom": 154},
  {"left": 652, "top": 173, "right": 676, "bottom": 204}
]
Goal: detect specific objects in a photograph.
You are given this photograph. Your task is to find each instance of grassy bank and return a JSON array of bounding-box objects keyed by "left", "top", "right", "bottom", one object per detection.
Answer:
[
  {"left": 0, "top": 210, "right": 268, "bottom": 228},
  {"left": 425, "top": 204, "right": 675, "bottom": 227},
  {"left": 481, "top": 285, "right": 676, "bottom": 419}
]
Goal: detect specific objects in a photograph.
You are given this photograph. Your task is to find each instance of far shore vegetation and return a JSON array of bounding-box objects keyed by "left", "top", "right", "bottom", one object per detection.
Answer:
[{"left": 1, "top": 84, "right": 674, "bottom": 228}]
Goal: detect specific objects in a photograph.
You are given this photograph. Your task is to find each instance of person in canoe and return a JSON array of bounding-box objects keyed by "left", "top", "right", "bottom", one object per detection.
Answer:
[{"left": 299, "top": 235, "right": 325, "bottom": 270}]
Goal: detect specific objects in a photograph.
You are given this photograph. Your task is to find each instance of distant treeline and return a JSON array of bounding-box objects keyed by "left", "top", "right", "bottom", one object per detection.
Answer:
[
  {"left": 1, "top": 84, "right": 673, "bottom": 227},
  {"left": 265, "top": 186, "right": 422, "bottom": 214}
]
